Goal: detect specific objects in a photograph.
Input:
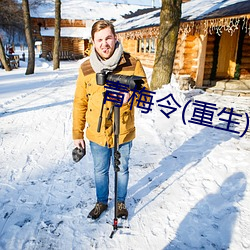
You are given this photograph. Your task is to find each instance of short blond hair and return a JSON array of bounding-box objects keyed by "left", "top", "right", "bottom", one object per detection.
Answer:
[{"left": 91, "top": 20, "right": 116, "bottom": 40}]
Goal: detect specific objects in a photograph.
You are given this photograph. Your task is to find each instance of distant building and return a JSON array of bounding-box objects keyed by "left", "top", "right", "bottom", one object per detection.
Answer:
[
  {"left": 31, "top": 18, "right": 92, "bottom": 60},
  {"left": 30, "top": 0, "right": 151, "bottom": 60}
]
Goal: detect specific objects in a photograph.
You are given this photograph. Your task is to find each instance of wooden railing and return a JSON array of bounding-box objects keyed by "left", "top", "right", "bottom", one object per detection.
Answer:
[{"left": 46, "top": 51, "right": 83, "bottom": 61}]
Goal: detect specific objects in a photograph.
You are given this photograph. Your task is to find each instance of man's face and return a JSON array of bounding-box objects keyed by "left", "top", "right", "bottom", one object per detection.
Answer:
[{"left": 93, "top": 27, "right": 117, "bottom": 60}]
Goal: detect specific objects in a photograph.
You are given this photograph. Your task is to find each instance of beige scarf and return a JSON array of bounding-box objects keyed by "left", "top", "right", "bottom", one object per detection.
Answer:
[{"left": 90, "top": 41, "right": 123, "bottom": 73}]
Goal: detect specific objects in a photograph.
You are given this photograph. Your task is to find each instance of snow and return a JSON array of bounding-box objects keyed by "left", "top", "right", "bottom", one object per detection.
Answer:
[
  {"left": 182, "top": 0, "right": 249, "bottom": 21},
  {"left": 40, "top": 27, "right": 92, "bottom": 39},
  {"left": 114, "top": 0, "right": 249, "bottom": 32},
  {"left": 89, "top": 0, "right": 161, "bottom": 7},
  {"left": 115, "top": 9, "right": 160, "bottom": 32},
  {"left": 30, "top": 0, "right": 152, "bottom": 20},
  {"left": 0, "top": 49, "right": 250, "bottom": 250}
]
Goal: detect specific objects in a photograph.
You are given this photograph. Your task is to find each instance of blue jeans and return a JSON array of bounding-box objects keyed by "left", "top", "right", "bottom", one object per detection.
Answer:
[{"left": 90, "top": 141, "right": 132, "bottom": 205}]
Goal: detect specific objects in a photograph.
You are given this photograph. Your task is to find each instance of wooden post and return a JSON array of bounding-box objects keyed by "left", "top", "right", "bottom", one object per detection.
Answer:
[
  {"left": 195, "top": 32, "right": 207, "bottom": 88},
  {"left": 149, "top": 38, "right": 152, "bottom": 53},
  {"left": 139, "top": 39, "right": 142, "bottom": 53},
  {"left": 144, "top": 38, "right": 146, "bottom": 54}
]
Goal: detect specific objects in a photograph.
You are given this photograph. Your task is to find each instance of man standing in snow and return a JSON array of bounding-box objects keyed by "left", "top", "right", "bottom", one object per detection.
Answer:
[{"left": 72, "top": 20, "right": 149, "bottom": 220}]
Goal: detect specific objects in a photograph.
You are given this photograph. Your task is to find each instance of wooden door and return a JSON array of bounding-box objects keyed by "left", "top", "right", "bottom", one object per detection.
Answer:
[{"left": 216, "top": 30, "right": 239, "bottom": 78}]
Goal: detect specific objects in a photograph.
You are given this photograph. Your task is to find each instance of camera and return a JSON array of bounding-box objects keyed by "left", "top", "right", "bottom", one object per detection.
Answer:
[
  {"left": 72, "top": 146, "right": 86, "bottom": 162},
  {"left": 96, "top": 70, "right": 144, "bottom": 90}
]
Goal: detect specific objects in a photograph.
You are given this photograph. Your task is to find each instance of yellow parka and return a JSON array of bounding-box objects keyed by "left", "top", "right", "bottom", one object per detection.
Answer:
[{"left": 72, "top": 52, "right": 149, "bottom": 148}]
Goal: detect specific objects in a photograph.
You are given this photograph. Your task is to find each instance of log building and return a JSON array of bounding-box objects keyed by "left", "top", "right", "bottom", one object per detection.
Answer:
[
  {"left": 30, "top": 1, "right": 151, "bottom": 60},
  {"left": 115, "top": 0, "right": 250, "bottom": 90},
  {"left": 31, "top": 18, "right": 92, "bottom": 60}
]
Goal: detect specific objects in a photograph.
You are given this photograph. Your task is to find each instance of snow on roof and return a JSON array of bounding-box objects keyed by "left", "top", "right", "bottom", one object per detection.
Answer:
[
  {"left": 40, "top": 27, "right": 91, "bottom": 39},
  {"left": 30, "top": 0, "right": 151, "bottom": 20},
  {"left": 182, "top": 0, "right": 250, "bottom": 21},
  {"left": 115, "top": 0, "right": 250, "bottom": 32},
  {"left": 115, "top": 8, "right": 160, "bottom": 33}
]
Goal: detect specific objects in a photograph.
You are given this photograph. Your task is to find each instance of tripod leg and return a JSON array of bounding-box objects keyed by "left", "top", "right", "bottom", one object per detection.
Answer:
[{"left": 111, "top": 106, "right": 120, "bottom": 237}]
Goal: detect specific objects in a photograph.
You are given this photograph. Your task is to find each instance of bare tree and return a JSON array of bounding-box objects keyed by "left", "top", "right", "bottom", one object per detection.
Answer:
[
  {"left": 0, "top": 0, "right": 24, "bottom": 36},
  {"left": 0, "top": 0, "right": 23, "bottom": 71},
  {"left": 22, "top": 0, "right": 35, "bottom": 75},
  {"left": 151, "top": 0, "right": 182, "bottom": 90},
  {"left": 0, "top": 37, "right": 11, "bottom": 71},
  {"left": 53, "top": 0, "right": 61, "bottom": 70},
  {"left": 29, "top": 0, "right": 47, "bottom": 8}
]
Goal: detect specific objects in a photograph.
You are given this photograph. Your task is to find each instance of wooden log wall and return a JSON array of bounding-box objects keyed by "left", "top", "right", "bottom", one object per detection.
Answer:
[
  {"left": 32, "top": 18, "right": 86, "bottom": 29},
  {"left": 134, "top": 53, "right": 156, "bottom": 68},
  {"left": 183, "top": 35, "right": 198, "bottom": 79},
  {"left": 41, "top": 37, "right": 53, "bottom": 58},
  {"left": 122, "top": 39, "right": 137, "bottom": 54},
  {"left": 72, "top": 38, "right": 88, "bottom": 55},
  {"left": 240, "top": 35, "right": 250, "bottom": 79},
  {"left": 203, "top": 33, "right": 216, "bottom": 83},
  {"left": 41, "top": 37, "right": 86, "bottom": 58},
  {"left": 173, "top": 34, "right": 185, "bottom": 75},
  {"left": 173, "top": 34, "right": 199, "bottom": 80},
  {"left": 61, "top": 38, "right": 74, "bottom": 52},
  {"left": 120, "top": 38, "right": 156, "bottom": 68}
]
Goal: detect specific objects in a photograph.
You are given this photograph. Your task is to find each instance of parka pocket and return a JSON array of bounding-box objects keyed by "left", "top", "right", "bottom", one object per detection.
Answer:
[{"left": 120, "top": 105, "right": 135, "bottom": 133}]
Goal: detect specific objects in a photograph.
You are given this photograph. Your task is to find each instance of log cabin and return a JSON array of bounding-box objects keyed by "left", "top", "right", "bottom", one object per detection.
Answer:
[
  {"left": 115, "top": 0, "right": 250, "bottom": 93},
  {"left": 30, "top": 1, "right": 152, "bottom": 61},
  {"left": 31, "top": 18, "right": 92, "bottom": 60}
]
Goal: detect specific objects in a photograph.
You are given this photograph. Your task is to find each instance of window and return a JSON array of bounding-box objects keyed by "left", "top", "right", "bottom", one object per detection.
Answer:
[{"left": 137, "top": 38, "right": 156, "bottom": 54}]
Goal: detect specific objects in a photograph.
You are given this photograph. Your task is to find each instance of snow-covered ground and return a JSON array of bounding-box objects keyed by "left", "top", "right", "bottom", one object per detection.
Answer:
[{"left": 0, "top": 49, "right": 249, "bottom": 250}]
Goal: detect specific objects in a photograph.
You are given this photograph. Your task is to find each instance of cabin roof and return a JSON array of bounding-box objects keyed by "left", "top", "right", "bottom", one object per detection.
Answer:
[
  {"left": 30, "top": 0, "right": 151, "bottom": 20},
  {"left": 115, "top": 8, "right": 160, "bottom": 33},
  {"left": 115, "top": 0, "right": 250, "bottom": 32},
  {"left": 40, "top": 27, "right": 91, "bottom": 39},
  {"left": 182, "top": 0, "right": 250, "bottom": 21}
]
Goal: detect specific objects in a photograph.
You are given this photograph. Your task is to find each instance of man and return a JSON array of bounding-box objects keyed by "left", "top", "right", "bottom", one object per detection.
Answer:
[{"left": 72, "top": 20, "right": 149, "bottom": 220}]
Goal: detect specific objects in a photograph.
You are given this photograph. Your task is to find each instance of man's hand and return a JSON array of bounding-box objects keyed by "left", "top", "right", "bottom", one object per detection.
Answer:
[
  {"left": 72, "top": 139, "right": 86, "bottom": 162},
  {"left": 74, "top": 139, "right": 85, "bottom": 149},
  {"left": 108, "top": 91, "right": 130, "bottom": 105},
  {"left": 122, "top": 92, "right": 130, "bottom": 104}
]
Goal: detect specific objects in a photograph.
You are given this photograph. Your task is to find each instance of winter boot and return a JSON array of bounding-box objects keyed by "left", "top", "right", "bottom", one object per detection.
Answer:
[
  {"left": 87, "top": 202, "right": 108, "bottom": 220},
  {"left": 117, "top": 202, "right": 128, "bottom": 219}
]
